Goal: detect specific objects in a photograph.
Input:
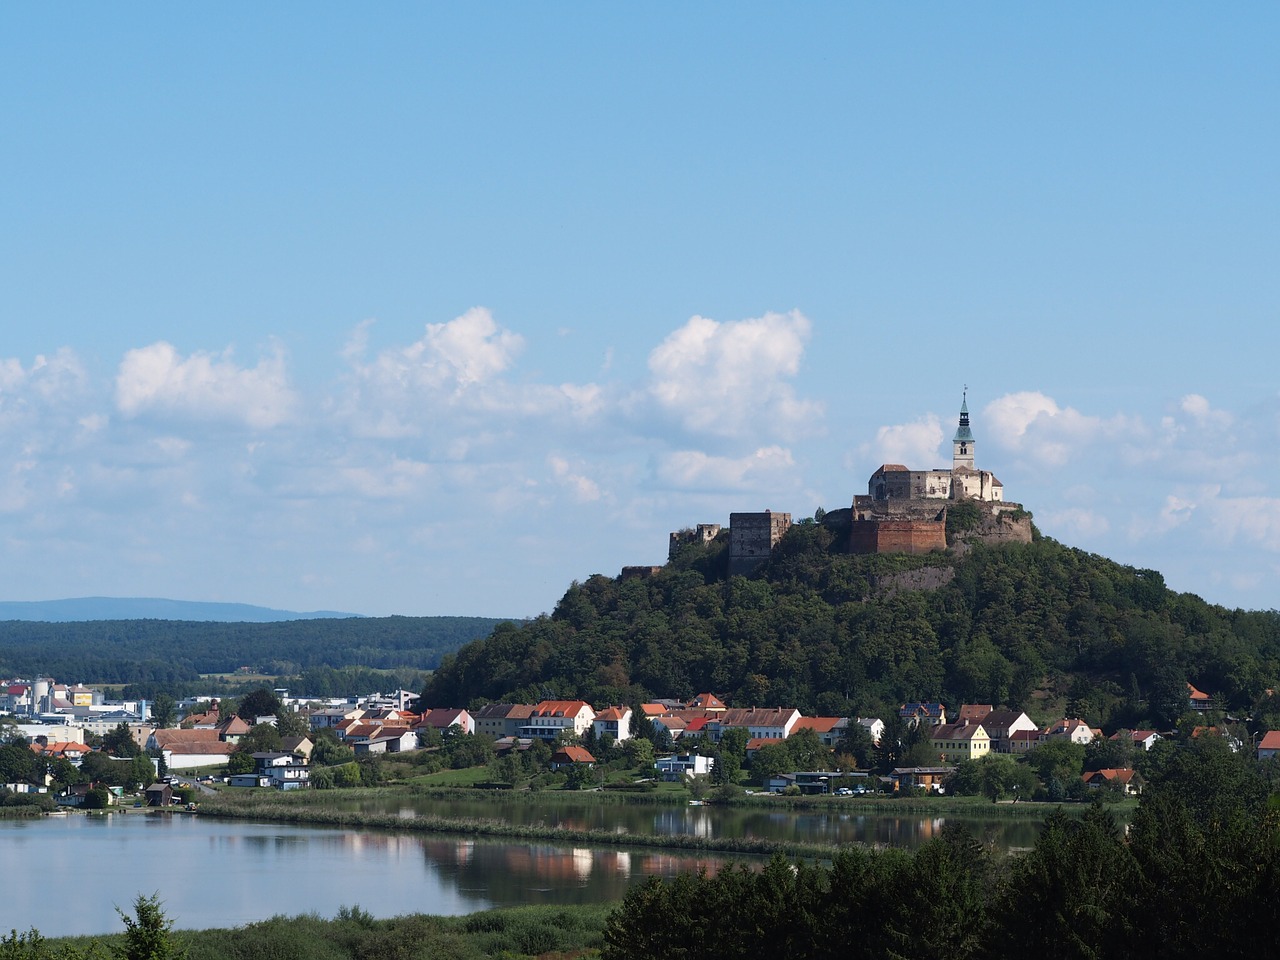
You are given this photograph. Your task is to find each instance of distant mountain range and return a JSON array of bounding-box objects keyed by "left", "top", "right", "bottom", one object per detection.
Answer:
[{"left": 0, "top": 597, "right": 362, "bottom": 623}]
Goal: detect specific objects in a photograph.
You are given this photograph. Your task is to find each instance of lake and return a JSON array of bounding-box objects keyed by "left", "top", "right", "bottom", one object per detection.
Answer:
[{"left": 3, "top": 800, "right": 1049, "bottom": 936}]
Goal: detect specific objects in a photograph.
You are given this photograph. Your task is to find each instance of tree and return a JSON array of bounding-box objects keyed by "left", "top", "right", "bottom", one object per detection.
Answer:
[
  {"left": 236, "top": 688, "right": 281, "bottom": 723},
  {"left": 103, "top": 723, "right": 141, "bottom": 758},
  {"left": 0, "top": 742, "right": 37, "bottom": 785},
  {"left": 149, "top": 694, "right": 177, "bottom": 730},
  {"left": 274, "top": 709, "right": 309, "bottom": 739},
  {"left": 115, "top": 894, "right": 185, "bottom": 960},
  {"left": 622, "top": 737, "right": 654, "bottom": 770}
]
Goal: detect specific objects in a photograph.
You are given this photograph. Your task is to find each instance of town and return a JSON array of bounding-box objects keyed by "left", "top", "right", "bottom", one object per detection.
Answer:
[{"left": 4, "top": 671, "right": 1278, "bottom": 809}]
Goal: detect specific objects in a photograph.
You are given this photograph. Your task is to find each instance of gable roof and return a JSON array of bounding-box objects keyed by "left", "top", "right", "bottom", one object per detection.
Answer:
[
  {"left": 957, "top": 704, "right": 993, "bottom": 724},
  {"left": 551, "top": 746, "right": 596, "bottom": 764},
  {"left": 932, "top": 723, "right": 988, "bottom": 742},
  {"left": 793, "top": 717, "right": 842, "bottom": 734},
  {"left": 1258, "top": 730, "right": 1280, "bottom": 751},
  {"left": 531, "top": 700, "right": 593, "bottom": 718},
  {"left": 688, "top": 693, "right": 727, "bottom": 711}
]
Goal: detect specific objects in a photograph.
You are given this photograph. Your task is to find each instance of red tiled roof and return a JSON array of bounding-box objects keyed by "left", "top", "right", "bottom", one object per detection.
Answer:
[
  {"left": 552, "top": 746, "right": 596, "bottom": 764},
  {"left": 793, "top": 717, "right": 841, "bottom": 734},
  {"left": 1258, "top": 731, "right": 1280, "bottom": 751},
  {"left": 532, "top": 700, "right": 592, "bottom": 718}
]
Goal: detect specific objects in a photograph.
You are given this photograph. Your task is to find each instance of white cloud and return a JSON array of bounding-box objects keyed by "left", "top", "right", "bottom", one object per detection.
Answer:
[
  {"left": 548, "top": 456, "right": 602, "bottom": 503},
  {"left": 983, "top": 391, "right": 1140, "bottom": 467},
  {"left": 655, "top": 445, "right": 796, "bottom": 491},
  {"left": 1039, "top": 506, "right": 1111, "bottom": 539},
  {"left": 339, "top": 309, "right": 601, "bottom": 440},
  {"left": 1205, "top": 495, "right": 1280, "bottom": 552},
  {"left": 646, "top": 311, "right": 821, "bottom": 439},
  {"left": 115, "top": 341, "right": 296, "bottom": 429},
  {"left": 0, "top": 348, "right": 90, "bottom": 429},
  {"left": 867, "top": 415, "right": 944, "bottom": 468}
]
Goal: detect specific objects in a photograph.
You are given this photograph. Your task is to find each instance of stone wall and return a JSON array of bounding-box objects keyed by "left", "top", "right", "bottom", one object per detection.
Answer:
[
  {"left": 728, "top": 511, "right": 792, "bottom": 576},
  {"left": 668, "top": 523, "right": 723, "bottom": 561},
  {"left": 849, "top": 518, "right": 948, "bottom": 555}
]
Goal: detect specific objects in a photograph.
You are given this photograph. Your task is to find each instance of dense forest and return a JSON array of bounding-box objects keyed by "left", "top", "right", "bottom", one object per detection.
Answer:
[
  {"left": 426, "top": 524, "right": 1280, "bottom": 730},
  {"left": 603, "top": 735, "right": 1280, "bottom": 960},
  {"left": 0, "top": 616, "right": 505, "bottom": 685}
]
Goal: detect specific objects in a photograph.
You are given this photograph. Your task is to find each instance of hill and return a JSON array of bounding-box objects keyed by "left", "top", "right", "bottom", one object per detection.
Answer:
[
  {"left": 0, "top": 615, "right": 509, "bottom": 685},
  {"left": 0, "top": 597, "right": 359, "bottom": 622},
  {"left": 425, "top": 523, "right": 1280, "bottom": 730}
]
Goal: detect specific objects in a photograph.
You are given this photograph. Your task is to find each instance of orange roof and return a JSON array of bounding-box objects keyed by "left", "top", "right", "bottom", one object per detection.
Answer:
[
  {"left": 1187, "top": 683, "right": 1211, "bottom": 701},
  {"left": 552, "top": 746, "right": 596, "bottom": 764},
  {"left": 793, "top": 717, "right": 842, "bottom": 734},
  {"left": 532, "top": 700, "right": 592, "bottom": 717},
  {"left": 689, "top": 693, "right": 727, "bottom": 711},
  {"left": 745, "top": 737, "right": 782, "bottom": 751},
  {"left": 594, "top": 706, "right": 630, "bottom": 722},
  {"left": 957, "top": 704, "right": 993, "bottom": 724},
  {"left": 1258, "top": 731, "right": 1280, "bottom": 751}
]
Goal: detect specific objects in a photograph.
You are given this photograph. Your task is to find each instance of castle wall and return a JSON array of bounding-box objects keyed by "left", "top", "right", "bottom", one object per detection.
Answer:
[
  {"left": 870, "top": 468, "right": 953, "bottom": 501},
  {"left": 849, "top": 519, "right": 948, "bottom": 556},
  {"left": 728, "top": 511, "right": 791, "bottom": 576},
  {"left": 668, "top": 523, "right": 722, "bottom": 560}
]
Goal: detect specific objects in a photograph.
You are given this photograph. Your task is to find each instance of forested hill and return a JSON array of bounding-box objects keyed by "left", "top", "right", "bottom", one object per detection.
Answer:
[
  {"left": 0, "top": 616, "right": 506, "bottom": 684},
  {"left": 425, "top": 523, "right": 1280, "bottom": 730}
]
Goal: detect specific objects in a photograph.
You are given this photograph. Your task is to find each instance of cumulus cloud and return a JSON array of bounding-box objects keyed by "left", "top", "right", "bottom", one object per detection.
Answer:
[
  {"left": 1037, "top": 506, "right": 1111, "bottom": 541},
  {"left": 1205, "top": 495, "right": 1280, "bottom": 552},
  {"left": 0, "top": 348, "right": 90, "bottom": 429},
  {"left": 654, "top": 445, "right": 797, "bottom": 491},
  {"left": 548, "top": 456, "right": 602, "bottom": 502},
  {"left": 983, "top": 391, "right": 1140, "bottom": 466},
  {"left": 339, "top": 308, "right": 601, "bottom": 440},
  {"left": 867, "top": 415, "right": 944, "bottom": 469},
  {"left": 115, "top": 341, "right": 296, "bottom": 429},
  {"left": 646, "top": 311, "right": 821, "bottom": 439}
]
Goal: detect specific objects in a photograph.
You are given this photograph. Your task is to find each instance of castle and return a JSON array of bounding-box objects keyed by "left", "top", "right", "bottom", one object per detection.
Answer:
[{"left": 660, "top": 393, "right": 1032, "bottom": 576}]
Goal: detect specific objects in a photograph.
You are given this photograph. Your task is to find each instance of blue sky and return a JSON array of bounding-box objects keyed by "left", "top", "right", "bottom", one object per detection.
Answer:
[{"left": 2, "top": 6, "right": 1278, "bottom": 617}]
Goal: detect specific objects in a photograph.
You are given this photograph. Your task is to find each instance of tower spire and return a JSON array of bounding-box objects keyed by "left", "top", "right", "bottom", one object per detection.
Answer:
[{"left": 953, "top": 389, "right": 975, "bottom": 472}]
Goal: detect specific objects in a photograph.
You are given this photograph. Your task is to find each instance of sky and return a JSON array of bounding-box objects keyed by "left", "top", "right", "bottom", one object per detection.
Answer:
[{"left": 1, "top": 6, "right": 1278, "bottom": 618}]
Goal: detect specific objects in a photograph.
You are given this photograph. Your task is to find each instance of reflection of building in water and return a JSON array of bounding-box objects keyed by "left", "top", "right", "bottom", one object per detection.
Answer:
[{"left": 571, "top": 848, "right": 592, "bottom": 881}]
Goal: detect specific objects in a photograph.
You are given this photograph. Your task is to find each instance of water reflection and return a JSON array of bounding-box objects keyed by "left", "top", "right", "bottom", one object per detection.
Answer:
[{"left": 0, "top": 802, "right": 1048, "bottom": 937}]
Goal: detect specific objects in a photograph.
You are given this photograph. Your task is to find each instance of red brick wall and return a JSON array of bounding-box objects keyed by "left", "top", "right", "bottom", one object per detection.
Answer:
[{"left": 849, "top": 519, "right": 947, "bottom": 555}]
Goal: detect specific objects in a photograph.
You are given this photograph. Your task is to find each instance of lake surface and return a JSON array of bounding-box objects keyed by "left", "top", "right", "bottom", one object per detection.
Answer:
[
  {"left": 3, "top": 800, "right": 1049, "bottom": 936},
  {"left": 0, "top": 812, "right": 745, "bottom": 936},
  {"left": 344, "top": 793, "right": 1047, "bottom": 850}
]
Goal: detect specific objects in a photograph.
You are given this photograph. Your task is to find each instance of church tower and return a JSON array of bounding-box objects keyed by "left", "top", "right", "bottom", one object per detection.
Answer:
[{"left": 952, "top": 391, "right": 975, "bottom": 472}]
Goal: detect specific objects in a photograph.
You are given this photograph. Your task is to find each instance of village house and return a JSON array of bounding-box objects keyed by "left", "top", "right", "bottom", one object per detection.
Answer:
[
  {"left": 792, "top": 717, "right": 847, "bottom": 747},
  {"left": 900, "top": 703, "right": 947, "bottom": 727},
  {"left": 1083, "top": 768, "right": 1145, "bottom": 796},
  {"left": 1109, "top": 729, "right": 1162, "bottom": 752},
  {"left": 550, "top": 746, "right": 596, "bottom": 770},
  {"left": 1042, "top": 718, "right": 1096, "bottom": 745},
  {"left": 653, "top": 753, "right": 714, "bottom": 781},
  {"left": 518, "top": 700, "right": 596, "bottom": 741},
  {"left": 472, "top": 703, "right": 535, "bottom": 739},
  {"left": 1257, "top": 730, "right": 1280, "bottom": 761},
  {"left": 706, "top": 707, "right": 801, "bottom": 742},
  {"left": 592, "top": 706, "right": 633, "bottom": 743},
  {"left": 976, "top": 709, "right": 1039, "bottom": 749},
  {"left": 1187, "top": 683, "right": 1214, "bottom": 713},
  {"left": 416, "top": 707, "right": 475, "bottom": 736},
  {"left": 891, "top": 766, "right": 954, "bottom": 794},
  {"left": 931, "top": 723, "right": 992, "bottom": 763}
]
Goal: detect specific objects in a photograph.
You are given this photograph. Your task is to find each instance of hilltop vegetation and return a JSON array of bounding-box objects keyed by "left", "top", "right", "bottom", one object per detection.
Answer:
[
  {"left": 0, "top": 616, "right": 506, "bottom": 685},
  {"left": 426, "top": 525, "right": 1280, "bottom": 729}
]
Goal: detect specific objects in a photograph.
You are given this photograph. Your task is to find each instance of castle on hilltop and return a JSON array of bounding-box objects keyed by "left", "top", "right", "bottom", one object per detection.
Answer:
[{"left": 657, "top": 393, "right": 1033, "bottom": 578}]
